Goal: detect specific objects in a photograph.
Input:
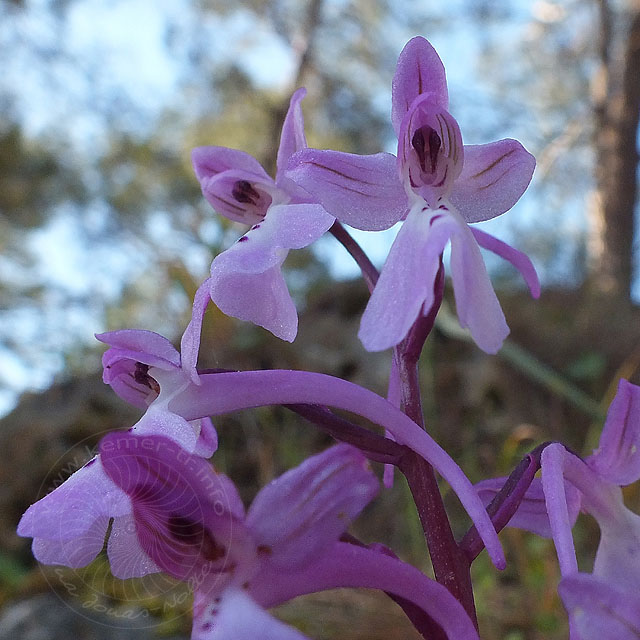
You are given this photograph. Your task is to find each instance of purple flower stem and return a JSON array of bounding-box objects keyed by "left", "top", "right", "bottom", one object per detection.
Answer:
[
  {"left": 460, "top": 442, "right": 549, "bottom": 562},
  {"left": 285, "top": 403, "right": 404, "bottom": 464},
  {"left": 391, "top": 262, "right": 479, "bottom": 628},
  {"left": 329, "top": 220, "right": 379, "bottom": 292}
]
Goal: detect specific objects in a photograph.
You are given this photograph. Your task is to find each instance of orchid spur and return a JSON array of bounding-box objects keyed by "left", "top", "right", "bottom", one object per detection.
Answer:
[
  {"left": 288, "top": 36, "right": 539, "bottom": 354},
  {"left": 192, "top": 88, "right": 334, "bottom": 342}
]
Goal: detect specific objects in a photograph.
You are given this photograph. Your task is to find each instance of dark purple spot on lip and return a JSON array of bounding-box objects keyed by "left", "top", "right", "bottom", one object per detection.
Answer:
[
  {"left": 232, "top": 180, "right": 261, "bottom": 205},
  {"left": 412, "top": 126, "right": 441, "bottom": 174},
  {"left": 168, "top": 515, "right": 227, "bottom": 561},
  {"left": 133, "top": 362, "right": 161, "bottom": 394},
  {"left": 238, "top": 236, "right": 248, "bottom": 242},
  {"left": 85, "top": 458, "right": 97, "bottom": 467},
  {"left": 252, "top": 224, "right": 261, "bottom": 230}
]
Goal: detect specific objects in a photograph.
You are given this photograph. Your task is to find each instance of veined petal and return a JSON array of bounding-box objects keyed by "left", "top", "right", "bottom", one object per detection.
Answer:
[
  {"left": 449, "top": 139, "right": 535, "bottom": 223},
  {"left": 198, "top": 169, "right": 278, "bottom": 225},
  {"left": 359, "top": 205, "right": 451, "bottom": 351},
  {"left": 470, "top": 227, "right": 540, "bottom": 298},
  {"left": 589, "top": 378, "right": 640, "bottom": 485},
  {"left": 98, "top": 357, "right": 155, "bottom": 409},
  {"left": 193, "top": 588, "right": 311, "bottom": 640},
  {"left": 559, "top": 574, "right": 640, "bottom": 640},
  {"left": 276, "top": 88, "right": 307, "bottom": 183},
  {"left": 107, "top": 514, "right": 161, "bottom": 578},
  {"left": 287, "top": 148, "right": 408, "bottom": 231},
  {"left": 398, "top": 95, "right": 463, "bottom": 207},
  {"left": 476, "top": 476, "right": 580, "bottom": 539},
  {"left": 192, "top": 146, "right": 276, "bottom": 224},
  {"left": 97, "top": 331, "right": 180, "bottom": 408},
  {"left": 448, "top": 209, "right": 509, "bottom": 354},
  {"left": 18, "top": 457, "right": 129, "bottom": 541},
  {"left": 100, "top": 433, "right": 250, "bottom": 585},
  {"left": 391, "top": 36, "right": 448, "bottom": 135},
  {"left": 31, "top": 516, "right": 110, "bottom": 568},
  {"left": 246, "top": 444, "right": 378, "bottom": 568}
]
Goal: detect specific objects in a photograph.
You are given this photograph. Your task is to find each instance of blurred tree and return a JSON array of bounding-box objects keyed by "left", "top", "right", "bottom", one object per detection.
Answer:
[{"left": 588, "top": 0, "right": 640, "bottom": 300}]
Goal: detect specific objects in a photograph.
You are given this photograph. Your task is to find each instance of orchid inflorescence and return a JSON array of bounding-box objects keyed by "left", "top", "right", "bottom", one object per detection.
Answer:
[{"left": 18, "top": 37, "right": 640, "bottom": 639}]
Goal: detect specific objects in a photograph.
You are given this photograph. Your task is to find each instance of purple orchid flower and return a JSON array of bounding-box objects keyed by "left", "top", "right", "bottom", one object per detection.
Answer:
[
  {"left": 100, "top": 432, "right": 482, "bottom": 639},
  {"left": 192, "top": 88, "right": 335, "bottom": 342},
  {"left": 481, "top": 379, "right": 640, "bottom": 637},
  {"left": 287, "top": 36, "right": 539, "bottom": 354},
  {"left": 17, "top": 310, "right": 216, "bottom": 578}
]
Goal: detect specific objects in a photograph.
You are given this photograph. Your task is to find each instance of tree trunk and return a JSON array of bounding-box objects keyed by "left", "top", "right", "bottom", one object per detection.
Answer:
[{"left": 588, "top": 0, "right": 640, "bottom": 300}]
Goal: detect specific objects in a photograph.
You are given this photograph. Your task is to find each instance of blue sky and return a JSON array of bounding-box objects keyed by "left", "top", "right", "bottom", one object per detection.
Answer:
[{"left": 0, "top": 0, "right": 599, "bottom": 414}]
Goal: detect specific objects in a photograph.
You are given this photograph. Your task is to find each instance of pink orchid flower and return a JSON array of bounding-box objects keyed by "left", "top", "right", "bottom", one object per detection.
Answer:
[
  {"left": 288, "top": 36, "right": 539, "bottom": 353},
  {"left": 192, "top": 88, "right": 334, "bottom": 342},
  {"left": 17, "top": 310, "right": 216, "bottom": 578},
  {"left": 100, "top": 433, "right": 481, "bottom": 640}
]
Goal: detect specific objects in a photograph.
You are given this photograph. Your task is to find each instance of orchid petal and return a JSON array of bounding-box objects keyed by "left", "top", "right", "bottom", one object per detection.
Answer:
[
  {"left": 107, "top": 514, "right": 161, "bottom": 578},
  {"left": 97, "top": 329, "right": 180, "bottom": 370},
  {"left": 589, "top": 379, "right": 640, "bottom": 485},
  {"left": 180, "top": 278, "right": 213, "bottom": 386},
  {"left": 470, "top": 227, "right": 541, "bottom": 298},
  {"left": 287, "top": 149, "right": 408, "bottom": 230},
  {"left": 541, "top": 444, "right": 579, "bottom": 576},
  {"left": 18, "top": 457, "right": 129, "bottom": 541},
  {"left": 397, "top": 95, "right": 464, "bottom": 207},
  {"left": 475, "top": 476, "right": 580, "bottom": 538},
  {"left": 592, "top": 498, "right": 640, "bottom": 591},
  {"left": 246, "top": 444, "right": 378, "bottom": 568},
  {"left": 192, "top": 146, "right": 272, "bottom": 184},
  {"left": 98, "top": 357, "right": 154, "bottom": 409},
  {"left": 448, "top": 140, "right": 535, "bottom": 223},
  {"left": 359, "top": 205, "right": 450, "bottom": 352},
  {"left": 391, "top": 36, "right": 448, "bottom": 135},
  {"left": 559, "top": 574, "right": 640, "bottom": 640},
  {"left": 100, "top": 433, "right": 250, "bottom": 584},
  {"left": 31, "top": 516, "right": 110, "bottom": 568},
  {"left": 209, "top": 203, "right": 332, "bottom": 341},
  {"left": 448, "top": 210, "right": 509, "bottom": 354},
  {"left": 276, "top": 88, "right": 307, "bottom": 182},
  {"left": 133, "top": 407, "right": 199, "bottom": 453},
  {"left": 193, "top": 417, "right": 219, "bottom": 459},
  {"left": 210, "top": 252, "right": 296, "bottom": 342},
  {"left": 197, "top": 168, "right": 277, "bottom": 224},
  {"left": 260, "top": 203, "right": 335, "bottom": 249},
  {"left": 194, "top": 588, "right": 311, "bottom": 640}
]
